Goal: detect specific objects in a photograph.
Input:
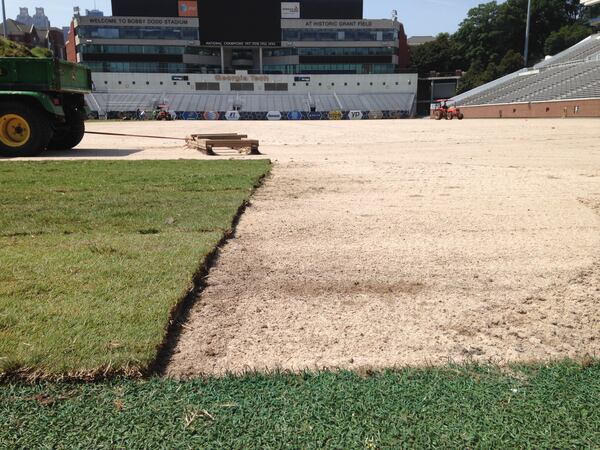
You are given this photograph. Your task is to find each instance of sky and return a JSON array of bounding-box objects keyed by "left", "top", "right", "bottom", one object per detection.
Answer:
[{"left": 4, "top": 0, "right": 498, "bottom": 36}]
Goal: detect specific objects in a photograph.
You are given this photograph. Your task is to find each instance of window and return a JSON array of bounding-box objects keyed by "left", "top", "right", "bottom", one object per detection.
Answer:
[
  {"left": 195, "top": 82, "right": 220, "bottom": 91},
  {"left": 230, "top": 83, "right": 254, "bottom": 91},
  {"left": 265, "top": 83, "right": 288, "bottom": 91}
]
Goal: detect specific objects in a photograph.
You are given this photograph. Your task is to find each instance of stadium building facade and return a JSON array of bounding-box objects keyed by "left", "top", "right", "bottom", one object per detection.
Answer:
[{"left": 67, "top": 0, "right": 410, "bottom": 75}]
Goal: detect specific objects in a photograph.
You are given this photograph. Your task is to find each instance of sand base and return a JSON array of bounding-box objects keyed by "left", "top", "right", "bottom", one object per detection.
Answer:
[{"left": 9, "top": 119, "right": 599, "bottom": 376}]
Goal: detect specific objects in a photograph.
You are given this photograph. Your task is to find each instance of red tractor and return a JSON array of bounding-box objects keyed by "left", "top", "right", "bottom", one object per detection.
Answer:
[
  {"left": 153, "top": 104, "right": 174, "bottom": 121},
  {"left": 431, "top": 100, "right": 464, "bottom": 120}
]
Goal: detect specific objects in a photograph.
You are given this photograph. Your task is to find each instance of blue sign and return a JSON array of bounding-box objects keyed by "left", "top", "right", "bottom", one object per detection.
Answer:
[
  {"left": 182, "top": 111, "right": 199, "bottom": 120},
  {"left": 308, "top": 111, "right": 322, "bottom": 120}
]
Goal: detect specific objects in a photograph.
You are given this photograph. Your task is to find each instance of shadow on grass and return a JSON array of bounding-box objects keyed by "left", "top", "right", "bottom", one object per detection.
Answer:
[
  {"left": 42, "top": 148, "right": 144, "bottom": 158},
  {"left": 0, "top": 149, "right": 144, "bottom": 160}
]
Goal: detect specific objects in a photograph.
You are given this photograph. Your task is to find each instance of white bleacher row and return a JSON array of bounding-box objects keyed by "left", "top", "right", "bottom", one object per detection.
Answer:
[
  {"left": 458, "top": 61, "right": 600, "bottom": 106},
  {"left": 453, "top": 33, "right": 600, "bottom": 106},
  {"left": 85, "top": 92, "right": 416, "bottom": 114},
  {"left": 536, "top": 34, "right": 600, "bottom": 68}
]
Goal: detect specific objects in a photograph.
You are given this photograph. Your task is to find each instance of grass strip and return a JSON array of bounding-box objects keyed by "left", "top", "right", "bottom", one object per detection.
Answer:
[
  {"left": 0, "top": 160, "right": 270, "bottom": 379},
  {"left": 1, "top": 362, "right": 599, "bottom": 448}
]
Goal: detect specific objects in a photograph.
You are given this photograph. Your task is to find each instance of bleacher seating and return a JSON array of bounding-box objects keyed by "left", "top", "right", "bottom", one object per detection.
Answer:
[
  {"left": 452, "top": 33, "right": 600, "bottom": 106},
  {"left": 86, "top": 92, "right": 416, "bottom": 115}
]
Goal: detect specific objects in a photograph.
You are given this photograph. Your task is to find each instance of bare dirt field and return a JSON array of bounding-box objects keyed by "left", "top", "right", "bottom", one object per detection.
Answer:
[{"left": 9, "top": 119, "right": 600, "bottom": 376}]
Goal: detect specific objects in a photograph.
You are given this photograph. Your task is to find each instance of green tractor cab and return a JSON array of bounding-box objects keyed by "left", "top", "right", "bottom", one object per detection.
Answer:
[{"left": 0, "top": 57, "right": 92, "bottom": 157}]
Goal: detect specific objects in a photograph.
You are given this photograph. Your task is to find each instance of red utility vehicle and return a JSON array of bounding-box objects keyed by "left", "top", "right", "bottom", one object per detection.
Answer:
[{"left": 431, "top": 99, "right": 464, "bottom": 120}]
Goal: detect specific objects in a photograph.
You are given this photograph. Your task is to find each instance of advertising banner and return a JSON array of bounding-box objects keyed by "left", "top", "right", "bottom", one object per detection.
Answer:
[
  {"left": 266, "top": 111, "right": 282, "bottom": 120},
  {"left": 287, "top": 111, "right": 302, "bottom": 120},
  {"left": 368, "top": 111, "right": 383, "bottom": 119},
  {"left": 203, "top": 111, "right": 220, "bottom": 120},
  {"left": 308, "top": 111, "right": 323, "bottom": 120},
  {"left": 178, "top": 1, "right": 198, "bottom": 17},
  {"left": 328, "top": 111, "right": 343, "bottom": 120},
  {"left": 182, "top": 111, "right": 199, "bottom": 120},
  {"left": 225, "top": 111, "right": 241, "bottom": 120},
  {"left": 281, "top": 2, "right": 300, "bottom": 18},
  {"left": 348, "top": 110, "right": 363, "bottom": 120}
]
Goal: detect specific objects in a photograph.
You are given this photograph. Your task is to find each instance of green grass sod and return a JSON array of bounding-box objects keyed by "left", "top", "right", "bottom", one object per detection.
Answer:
[
  {"left": 0, "top": 160, "right": 270, "bottom": 379},
  {"left": 1, "top": 362, "right": 600, "bottom": 448}
]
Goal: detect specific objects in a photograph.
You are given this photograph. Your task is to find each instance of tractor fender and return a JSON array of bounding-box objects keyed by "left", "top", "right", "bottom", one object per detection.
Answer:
[{"left": 0, "top": 91, "right": 64, "bottom": 117}]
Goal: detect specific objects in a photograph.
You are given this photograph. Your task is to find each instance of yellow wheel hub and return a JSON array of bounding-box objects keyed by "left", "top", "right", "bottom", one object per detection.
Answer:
[{"left": 0, "top": 114, "right": 31, "bottom": 148}]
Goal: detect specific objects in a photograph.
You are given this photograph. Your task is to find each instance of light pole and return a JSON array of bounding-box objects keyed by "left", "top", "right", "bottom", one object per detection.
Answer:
[
  {"left": 524, "top": 0, "right": 533, "bottom": 67},
  {"left": 1, "top": 0, "right": 7, "bottom": 39}
]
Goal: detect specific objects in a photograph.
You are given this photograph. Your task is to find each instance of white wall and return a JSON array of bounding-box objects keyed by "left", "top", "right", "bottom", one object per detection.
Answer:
[{"left": 92, "top": 72, "right": 418, "bottom": 95}]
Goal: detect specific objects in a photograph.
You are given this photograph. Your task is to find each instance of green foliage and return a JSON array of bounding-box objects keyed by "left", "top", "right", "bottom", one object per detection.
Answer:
[
  {"left": 30, "top": 47, "right": 53, "bottom": 58},
  {"left": 0, "top": 38, "right": 54, "bottom": 58},
  {"left": 0, "top": 38, "right": 33, "bottom": 57},
  {"left": 1, "top": 362, "right": 600, "bottom": 448},
  {"left": 544, "top": 23, "right": 593, "bottom": 55},
  {"left": 410, "top": 33, "right": 462, "bottom": 74},
  {"left": 412, "top": 0, "right": 593, "bottom": 92},
  {"left": 0, "top": 160, "right": 270, "bottom": 379}
]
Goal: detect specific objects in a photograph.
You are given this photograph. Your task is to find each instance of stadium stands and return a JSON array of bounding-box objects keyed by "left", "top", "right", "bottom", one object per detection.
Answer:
[
  {"left": 86, "top": 92, "right": 416, "bottom": 116},
  {"left": 452, "top": 34, "right": 600, "bottom": 109}
]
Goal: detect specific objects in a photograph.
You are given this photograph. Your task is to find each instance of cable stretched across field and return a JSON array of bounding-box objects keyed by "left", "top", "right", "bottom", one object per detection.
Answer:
[{"left": 85, "top": 131, "right": 187, "bottom": 141}]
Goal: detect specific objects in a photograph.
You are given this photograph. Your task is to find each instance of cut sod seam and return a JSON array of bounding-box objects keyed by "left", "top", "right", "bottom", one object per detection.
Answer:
[{"left": 148, "top": 171, "right": 271, "bottom": 377}]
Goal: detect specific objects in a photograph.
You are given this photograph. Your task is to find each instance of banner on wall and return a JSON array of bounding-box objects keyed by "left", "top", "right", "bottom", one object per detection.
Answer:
[
  {"left": 287, "top": 111, "right": 302, "bottom": 120},
  {"left": 266, "top": 111, "right": 282, "bottom": 120},
  {"left": 203, "top": 111, "right": 220, "bottom": 120},
  {"left": 281, "top": 2, "right": 300, "bottom": 18},
  {"left": 328, "top": 111, "right": 343, "bottom": 120},
  {"left": 348, "top": 110, "right": 363, "bottom": 120},
  {"left": 225, "top": 110, "right": 241, "bottom": 120},
  {"left": 308, "top": 111, "right": 322, "bottom": 120},
  {"left": 178, "top": 1, "right": 198, "bottom": 17},
  {"left": 182, "top": 111, "right": 199, "bottom": 120}
]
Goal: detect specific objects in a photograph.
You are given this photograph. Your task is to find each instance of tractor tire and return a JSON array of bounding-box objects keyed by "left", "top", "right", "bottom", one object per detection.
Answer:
[
  {"left": 434, "top": 111, "right": 443, "bottom": 120},
  {"left": 446, "top": 114, "right": 454, "bottom": 120},
  {"left": 47, "top": 109, "right": 86, "bottom": 151},
  {"left": 0, "top": 101, "right": 53, "bottom": 157},
  {"left": 457, "top": 113, "right": 464, "bottom": 120}
]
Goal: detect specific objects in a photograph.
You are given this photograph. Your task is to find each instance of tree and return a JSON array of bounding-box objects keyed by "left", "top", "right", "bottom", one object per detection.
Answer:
[
  {"left": 409, "top": 33, "right": 463, "bottom": 74},
  {"left": 411, "top": 0, "right": 594, "bottom": 93},
  {"left": 544, "top": 23, "right": 593, "bottom": 55}
]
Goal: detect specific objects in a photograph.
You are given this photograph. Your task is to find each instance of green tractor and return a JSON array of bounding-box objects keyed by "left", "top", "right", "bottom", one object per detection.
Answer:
[{"left": 0, "top": 57, "right": 92, "bottom": 157}]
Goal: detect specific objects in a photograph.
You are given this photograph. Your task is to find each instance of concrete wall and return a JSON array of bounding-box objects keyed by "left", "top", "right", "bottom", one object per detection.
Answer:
[{"left": 460, "top": 98, "right": 600, "bottom": 118}]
